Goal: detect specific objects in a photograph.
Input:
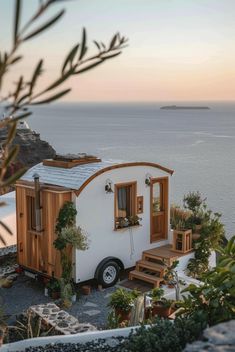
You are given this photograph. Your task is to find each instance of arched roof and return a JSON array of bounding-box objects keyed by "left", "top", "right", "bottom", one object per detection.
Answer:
[{"left": 20, "top": 160, "right": 174, "bottom": 194}]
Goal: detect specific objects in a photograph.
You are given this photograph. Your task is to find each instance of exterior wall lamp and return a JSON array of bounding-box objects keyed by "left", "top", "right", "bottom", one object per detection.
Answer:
[
  {"left": 105, "top": 179, "right": 113, "bottom": 193},
  {"left": 145, "top": 173, "right": 152, "bottom": 186}
]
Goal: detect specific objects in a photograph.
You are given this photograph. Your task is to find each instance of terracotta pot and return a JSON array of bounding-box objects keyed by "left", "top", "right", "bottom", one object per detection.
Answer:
[
  {"left": 115, "top": 308, "right": 131, "bottom": 322},
  {"left": 152, "top": 304, "right": 171, "bottom": 318},
  {"left": 168, "top": 283, "right": 175, "bottom": 289},
  {"left": 192, "top": 233, "right": 201, "bottom": 241},
  {"left": 51, "top": 291, "right": 60, "bottom": 299},
  {"left": 81, "top": 285, "right": 91, "bottom": 295},
  {"left": 195, "top": 224, "right": 202, "bottom": 232}
]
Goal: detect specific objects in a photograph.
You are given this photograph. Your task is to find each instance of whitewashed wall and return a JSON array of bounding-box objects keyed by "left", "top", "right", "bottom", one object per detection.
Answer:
[{"left": 75, "top": 166, "right": 172, "bottom": 283}]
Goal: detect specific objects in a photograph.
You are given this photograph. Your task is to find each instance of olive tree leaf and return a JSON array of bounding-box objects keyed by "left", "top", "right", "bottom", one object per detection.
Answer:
[
  {"left": 31, "top": 88, "right": 71, "bottom": 104},
  {"left": 75, "top": 59, "right": 104, "bottom": 74},
  {"left": 14, "top": 0, "right": 21, "bottom": 45},
  {"left": 62, "top": 44, "right": 79, "bottom": 74},
  {"left": 23, "top": 9, "right": 65, "bottom": 41},
  {"left": 109, "top": 33, "right": 118, "bottom": 49},
  {"left": 0, "top": 221, "right": 13, "bottom": 236},
  {"left": 29, "top": 59, "right": 43, "bottom": 95},
  {"left": 3, "top": 145, "right": 19, "bottom": 168},
  {"left": 78, "top": 28, "right": 87, "bottom": 60},
  {"left": 1, "top": 167, "right": 27, "bottom": 187}
]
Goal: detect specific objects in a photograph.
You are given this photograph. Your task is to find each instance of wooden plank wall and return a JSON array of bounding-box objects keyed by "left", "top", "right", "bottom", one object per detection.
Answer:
[{"left": 16, "top": 185, "right": 72, "bottom": 278}]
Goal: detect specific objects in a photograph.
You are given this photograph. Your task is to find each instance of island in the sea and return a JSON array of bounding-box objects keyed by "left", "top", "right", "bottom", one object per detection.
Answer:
[{"left": 160, "top": 105, "right": 210, "bottom": 110}]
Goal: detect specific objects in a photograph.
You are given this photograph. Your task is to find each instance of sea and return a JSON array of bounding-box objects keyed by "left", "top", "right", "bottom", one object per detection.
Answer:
[{"left": 12, "top": 102, "right": 235, "bottom": 239}]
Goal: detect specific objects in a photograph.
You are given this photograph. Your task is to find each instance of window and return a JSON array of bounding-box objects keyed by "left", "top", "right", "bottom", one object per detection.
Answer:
[
  {"left": 115, "top": 182, "right": 137, "bottom": 229},
  {"left": 26, "top": 196, "right": 36, "bottom": 231}
]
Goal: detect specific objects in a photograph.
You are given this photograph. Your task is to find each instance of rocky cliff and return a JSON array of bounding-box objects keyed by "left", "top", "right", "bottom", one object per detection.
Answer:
[{"left": 0, "top": 125, "right": 56, "bottom": 172}]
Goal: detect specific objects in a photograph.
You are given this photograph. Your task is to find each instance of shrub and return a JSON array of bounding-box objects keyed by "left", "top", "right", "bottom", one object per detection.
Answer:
[{"left": 125, "top": 316, "right": 205, "bottom": 352}]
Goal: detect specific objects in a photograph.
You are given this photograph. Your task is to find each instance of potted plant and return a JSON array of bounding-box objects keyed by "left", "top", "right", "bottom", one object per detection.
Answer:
[
  {"left": 47, "top": 278, "right": 61, "bottom": 299},
  {"left": 149, "top": 288, "right": 172, "bottom": 318},
  {"left": 108, "top": 288, "right": 139, "bottom": 323},
  {"left": 127, "top": 215, "right": 142, "bottom": 226},
  {"left": 116, "top": 217, "right": 129, "bottom": 229}
]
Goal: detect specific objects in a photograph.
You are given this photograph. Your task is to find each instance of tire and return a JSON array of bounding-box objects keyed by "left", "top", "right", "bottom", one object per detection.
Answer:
[{"left": 97, "top": 261, "right": 120, "bottom": 288}]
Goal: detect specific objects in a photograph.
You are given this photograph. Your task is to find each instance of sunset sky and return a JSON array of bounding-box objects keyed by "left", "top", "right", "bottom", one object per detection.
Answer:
[{"left": 1, "top": 0, "right": 235, "bottom": 102}]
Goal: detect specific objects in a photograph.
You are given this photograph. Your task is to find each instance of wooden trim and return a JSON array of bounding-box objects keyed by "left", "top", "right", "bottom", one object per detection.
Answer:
[
  {"left": 16, "top": 181, "right": 72, "bottom": 193},
  {"left": 137, "top": 196, "right": 144, "bottom": 214},
  {"left": 114, "top": 181, "right": 137, "bottom": 230},
  {"left": 75, "top": 162, "right": 174, "bottom": 197},
  {"left": 43, "top": 158, "right": 101, "bottom": 169},
  {"left": 150, "top": 177, "right": 169, "bottom": 243}
]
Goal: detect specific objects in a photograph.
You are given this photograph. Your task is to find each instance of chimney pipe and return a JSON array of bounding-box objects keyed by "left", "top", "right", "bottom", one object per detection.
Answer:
[{"left": 33, "top": 173, "right": 41, "bottom": 232}]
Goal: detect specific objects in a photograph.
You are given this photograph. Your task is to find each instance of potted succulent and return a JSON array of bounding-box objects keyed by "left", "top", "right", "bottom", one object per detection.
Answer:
[
  {"left": 127, "top": 215, "right": 142, "bottom": 226},
  {"left": 108, "top": 288, "right": 139, "bottom": 323},
  {"left": 150, "top": 288, "right": 172, "bottom": 318},
  {"left": 47, "top": 278, "right": 61, "bottom": 299},
  {"left": 116, "top": 217, "right": 129, "bottom": 229}
]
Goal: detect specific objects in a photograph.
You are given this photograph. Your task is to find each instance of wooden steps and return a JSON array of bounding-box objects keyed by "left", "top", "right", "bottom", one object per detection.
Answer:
[
  {"left": 136, "top": 260, "right": 165, "bottom": 276},
  {"left": 129, "top": 244, "right": 181, "bottom": 288},
  {"left": 129, "top": 270, "right": 163, "bottom": 288}
]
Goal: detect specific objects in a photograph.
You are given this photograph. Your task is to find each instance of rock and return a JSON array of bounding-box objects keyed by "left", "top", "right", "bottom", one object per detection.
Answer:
[
  {"left": 184, "top": 320, "right": 235, "bottom": 352},
  {"left": 0, "top": 277, "right": 13, "bottom": 288},
  {"left": 0, "top": 125, "right": 56, "bottom": 170}
]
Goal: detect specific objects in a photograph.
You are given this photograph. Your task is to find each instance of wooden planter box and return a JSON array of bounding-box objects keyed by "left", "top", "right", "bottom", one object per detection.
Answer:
[{"left": 172, "top": 229, "right": 192, "bottom": 253}]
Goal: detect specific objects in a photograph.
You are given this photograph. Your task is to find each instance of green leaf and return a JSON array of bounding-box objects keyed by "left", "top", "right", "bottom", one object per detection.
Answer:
[
  {"left": 10, "top": 55, "right": 22, "bottom": 65},
  {"left": 101, "top": 51, "right": 122, "bottom": 60},
  {"left": 23, "top": 9, "right": 65, "bottom": 41},
  {"left": 109, "top": 33, "right": 118, "bottom": 49},
  {"left": 93, "top": 41, "right": 100, "bottom": 51},
  {"left": 31, "top": 88, "right": 71, "bottom": 105},
  {"left": 62, "top": 44, "right": 79, "bottom": 74},
  {"left": 14, "top": 75, "right": 23, "bottom": 100},
  {"left": 30, "top": 59, "right": 43, "bottom": 95},
  {"left": 76, "top": 59, "right": 104, "bottom": 74},
  {"left": 0, "top": 221, "right": 13, "bottom": 236},
  {"left": 3, "top": 145, "right": 19, "bottom": 168},
  {"left": 42, "top": 70, "right": 73, "bottom": 93},
  {"left": 14, "top": 0, "right": 21, "bottom": 45},
  {"left": 6, "top": 122, "right": 17, "bottom": 145},
  {"left": 1, "top": 167, "right": 26, "bottom": 187},
  {"left": 79, "top": 28, "right": 87, "bottom": 60}
]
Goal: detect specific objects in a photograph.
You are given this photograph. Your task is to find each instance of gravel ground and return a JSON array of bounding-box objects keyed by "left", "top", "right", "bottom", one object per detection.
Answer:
[
  {"left": 24, "top": 338, "right": 127, "bottom": 352},
  {"left": 0, "top": 274, "right": 116, "bottom": 328}
]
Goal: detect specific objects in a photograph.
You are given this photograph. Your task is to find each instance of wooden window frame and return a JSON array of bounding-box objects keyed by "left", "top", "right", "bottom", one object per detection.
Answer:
[
  {"left": 114, "top": 181, "right": 137, "bottom": 230},
  {"left": 137, "top": 196, "right": 144, "bottom": 214}
]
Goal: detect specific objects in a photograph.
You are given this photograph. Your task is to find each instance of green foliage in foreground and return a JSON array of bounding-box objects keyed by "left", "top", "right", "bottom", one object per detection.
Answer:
[
  {"left": 125, "top": 316, "right": 206, "bottom": 352},
  {"left": 180, "top": 236, "right": 235, "bottom": 326}
]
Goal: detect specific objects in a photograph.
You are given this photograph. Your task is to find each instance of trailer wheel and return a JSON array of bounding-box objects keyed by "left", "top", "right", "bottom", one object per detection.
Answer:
[{"left": 97, "top": 261, "right": 120, "bottom": 287}]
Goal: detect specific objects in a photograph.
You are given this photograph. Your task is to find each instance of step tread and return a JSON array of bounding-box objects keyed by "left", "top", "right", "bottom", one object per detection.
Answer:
[
  {"left": 137, "top": 260, "right": 165, "bottom": 271},
  {"left": 129, "top": 270, "right": 163, "bottom": 282}
]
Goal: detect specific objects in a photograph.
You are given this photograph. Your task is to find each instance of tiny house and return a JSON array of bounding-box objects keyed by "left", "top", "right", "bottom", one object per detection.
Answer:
[{"left": 16, "top": 154, "right": 195, "bottom": 287}]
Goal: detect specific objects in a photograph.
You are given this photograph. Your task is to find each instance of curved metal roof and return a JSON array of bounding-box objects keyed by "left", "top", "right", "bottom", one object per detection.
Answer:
[{"left": 21, "top": 160, "right": 174, "bottom": 191}]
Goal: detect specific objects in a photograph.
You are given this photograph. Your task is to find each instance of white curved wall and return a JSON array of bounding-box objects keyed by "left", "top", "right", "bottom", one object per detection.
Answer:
[{"left": 74, "top": 166, "right": 172, "bottom": 283}]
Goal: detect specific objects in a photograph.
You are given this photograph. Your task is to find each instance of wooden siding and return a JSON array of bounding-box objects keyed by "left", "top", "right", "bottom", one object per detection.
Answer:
[{"left": 16, "top": 185, "right": 72, "bottom": 278}]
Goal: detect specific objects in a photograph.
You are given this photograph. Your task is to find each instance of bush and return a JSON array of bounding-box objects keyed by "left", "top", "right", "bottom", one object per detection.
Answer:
[{"left": 125, "top": 316, "right": 205, "bottom": 352}]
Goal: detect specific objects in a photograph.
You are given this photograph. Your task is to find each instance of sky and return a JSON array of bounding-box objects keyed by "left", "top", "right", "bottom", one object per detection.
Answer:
[{"left": 1, "top": 0, "right": 235, "bottom": 102}]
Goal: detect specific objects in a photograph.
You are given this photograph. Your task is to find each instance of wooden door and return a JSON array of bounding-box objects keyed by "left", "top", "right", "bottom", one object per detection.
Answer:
[{"left": 150, "top": 177, "right": 168, "bottom": 243}]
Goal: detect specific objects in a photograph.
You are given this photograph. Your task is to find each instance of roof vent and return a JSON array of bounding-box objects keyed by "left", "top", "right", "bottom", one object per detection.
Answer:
[{"left": 43, "top": 153, "right": 101, "bottom": 168}]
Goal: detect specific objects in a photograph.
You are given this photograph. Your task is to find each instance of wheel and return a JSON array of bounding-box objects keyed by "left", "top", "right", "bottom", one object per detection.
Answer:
[{"left": 97, "top": 261, "right": 120, "bottom": 287}]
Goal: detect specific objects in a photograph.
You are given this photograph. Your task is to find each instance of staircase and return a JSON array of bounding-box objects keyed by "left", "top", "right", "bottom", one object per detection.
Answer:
[{"left": 129, "top": 245, "right": 180, "bottom": 288}]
